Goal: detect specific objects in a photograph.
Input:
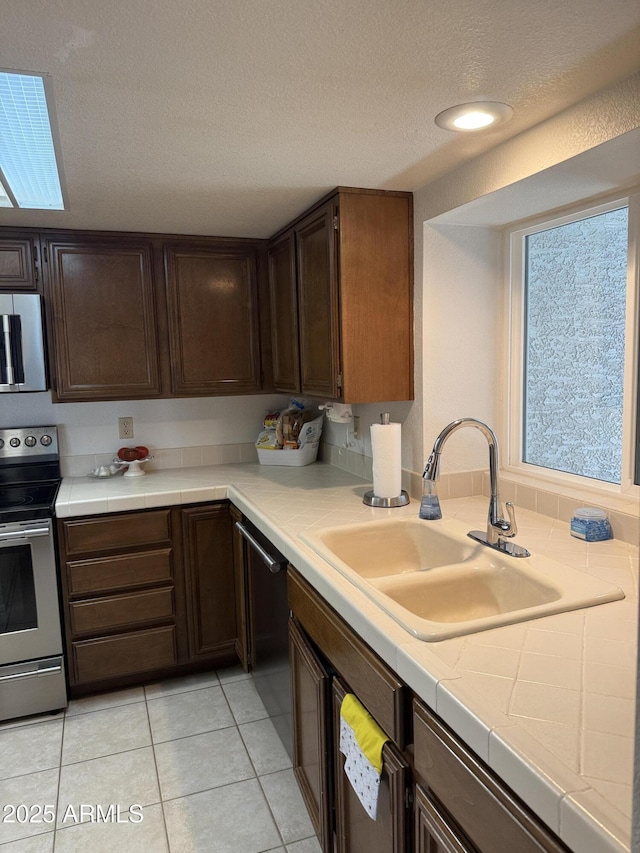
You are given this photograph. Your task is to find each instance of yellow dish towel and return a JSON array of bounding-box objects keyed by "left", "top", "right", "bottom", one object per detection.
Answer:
[{"left": 339, "top": 693, "right": 389, "bottom": 819}]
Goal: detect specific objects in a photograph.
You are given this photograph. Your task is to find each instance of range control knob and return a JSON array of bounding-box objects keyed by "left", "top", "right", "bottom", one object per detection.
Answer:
[
  {"left": 10, "top": 437, "right": 21, "bottom": 447},
  {"left": 24, "top": 436, "right": 37, "bottom": 447},
  {"left": 0, "top": 439, "right": 4, "bottom": 449},
  {"left": 40, "top": 435, "right": 53, "bottom": 447}
]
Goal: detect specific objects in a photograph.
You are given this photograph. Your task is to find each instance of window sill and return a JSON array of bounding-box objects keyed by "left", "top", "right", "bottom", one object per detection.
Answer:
[{"left": 492, "top": 467, "right": 639, "bottom": 546}]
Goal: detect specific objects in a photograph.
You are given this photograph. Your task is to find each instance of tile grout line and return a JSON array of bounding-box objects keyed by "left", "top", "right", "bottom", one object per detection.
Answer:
[
  {"left": 52, "top": 708, "right": 66, "bottom": 849},
  {"left": 144, "top": 681, "right": 176, "bottom": 853}
]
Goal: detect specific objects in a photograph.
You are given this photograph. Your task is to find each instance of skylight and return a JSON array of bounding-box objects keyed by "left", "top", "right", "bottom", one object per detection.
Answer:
[{"left": 0, "top": 71, "right": 65, "bottom": 210}]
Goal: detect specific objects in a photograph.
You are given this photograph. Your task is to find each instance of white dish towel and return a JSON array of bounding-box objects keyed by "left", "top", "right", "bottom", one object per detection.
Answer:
[{"left": 339, "top": 693, "right": 389, "bottom": 819}]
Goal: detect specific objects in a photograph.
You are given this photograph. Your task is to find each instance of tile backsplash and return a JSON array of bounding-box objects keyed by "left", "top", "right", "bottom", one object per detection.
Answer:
[
  {"left": 61, "top": 438, "right": 638, "bottom": 547},
  {"left": 319, "top": 443, "right": 639, "bottom": 547},
  {"left": 62, "top": 443, "right": 258, "bottom": 477}
]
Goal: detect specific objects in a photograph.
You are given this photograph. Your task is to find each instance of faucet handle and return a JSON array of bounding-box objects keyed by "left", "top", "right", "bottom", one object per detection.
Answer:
[{"left": 503, "top": 501, "right": 518, "bottom": 538}]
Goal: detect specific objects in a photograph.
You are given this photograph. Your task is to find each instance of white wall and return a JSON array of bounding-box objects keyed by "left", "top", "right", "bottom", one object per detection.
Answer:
[
  {"left": 1, "top": 393, "right": 290, "bottom": 457},
  {"left": 419, "top": 223, "right": 502, "bottom": 474},
  {"left": 328, "top": 71, "right": 640, "bottom": 479}
]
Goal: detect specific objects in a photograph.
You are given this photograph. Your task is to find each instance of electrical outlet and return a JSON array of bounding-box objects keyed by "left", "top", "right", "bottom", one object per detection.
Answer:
[
  {"left": 353, "top": 415, "right": 360, "bottom": 440},
  {"left": 118, "top": 417, "right": 134, "bottom": 440}
]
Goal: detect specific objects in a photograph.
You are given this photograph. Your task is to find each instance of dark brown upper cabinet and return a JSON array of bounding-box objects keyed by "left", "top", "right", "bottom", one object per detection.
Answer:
[
  {"left": 296, "top": 202, "right": 341, "bottom": 399},
  {"left": 44, "top": 237, "right": 162, "bottom": 402},
  {"left": 30, "top": 230, "right": 267, "bottom": 402},
  {"left": 164, "top": 243, "right": 262, "bottom": 396},
  {"left": 268, "top": 188, "right": 414, "bottom": 404},
  {"left": 267, "top": 231, "right": 300, "bottom": 394},
  {"left": 0, "top": 234, "right": 40, "bottom": 292}
]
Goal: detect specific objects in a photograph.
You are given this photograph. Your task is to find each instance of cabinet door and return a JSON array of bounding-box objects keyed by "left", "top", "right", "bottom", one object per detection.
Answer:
[
  {"left": 230, "top": 505, "right": 249, "bottom": 671},
  {"left": 413, "top": 700, "right": 568, "bottom": 853},
  {"left": 44, "top": 238, "right": 161, "bottom": 401},
  {"left": 181, "top": 504, "right": 237, "bottom": 660},
  {"left": 165, "top": 244, "right": 262, "bottom": 395},
  {"left": 333, "top": 677, "right": 410, "bottom": 853},
  {"left": 296, "top": 202, "right": 341, "bottom": 398},
  {"left": 0, "top": 234, "right": 39, "bottom": 291},
  {"left": 415, "top": 785, "right": 476, "bottom": 853},
  {"left": 289, "top": 618, "right": 333, "bottom": 852},
  {"left": 267, "top": 231, "right": 300, "bottom": 393}
]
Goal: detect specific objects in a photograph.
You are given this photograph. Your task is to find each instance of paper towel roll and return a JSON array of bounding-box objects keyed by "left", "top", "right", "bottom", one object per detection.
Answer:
[{"left": 371, "top": 422, "right": 402, "bottom": 498}]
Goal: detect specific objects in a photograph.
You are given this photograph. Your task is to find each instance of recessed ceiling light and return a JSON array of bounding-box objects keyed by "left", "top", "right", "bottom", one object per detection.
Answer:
[{"left": 435, "top": 102, "right": 514, "bottom": 132}]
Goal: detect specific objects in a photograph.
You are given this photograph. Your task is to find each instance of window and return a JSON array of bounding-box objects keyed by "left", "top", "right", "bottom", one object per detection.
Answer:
[
  {"left": 507, "top": 195, "right": 639, "bottom": 494},
  {"left": 0, "top": 70, "right": 65, "bottom": 210}
]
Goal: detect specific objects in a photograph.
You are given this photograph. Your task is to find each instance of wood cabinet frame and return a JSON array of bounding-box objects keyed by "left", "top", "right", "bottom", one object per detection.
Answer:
[
  {"left": 289, "top": 617, "right": 333, "bottom": 852},
  {"left": 0, "top": 234, "right": 40, "bottom": 291},
  {"left": 333, "top": 676, "right": 410, "bottom": 853},
  {"left": 164, "top": 242, "right": 262, "bottom": 396},
  {"left": 268, "top": 187, "right": 414, "bottom": 403},
  {"left": 57, "top": 502, "right": 241, "bottom": 696}
]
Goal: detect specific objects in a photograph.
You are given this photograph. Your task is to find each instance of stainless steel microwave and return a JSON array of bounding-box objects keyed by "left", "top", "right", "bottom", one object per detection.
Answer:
[{"left": 0, "top": 293, "right": 47, "bottom": 393}]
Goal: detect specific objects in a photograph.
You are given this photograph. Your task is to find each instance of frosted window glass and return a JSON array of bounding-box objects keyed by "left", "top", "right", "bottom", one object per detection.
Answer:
[
  {"left": 523, "top": 207, "right": 628, "bottom": 484},
  {"left": 0, "top": 72, "right": 64, "bottom": 210}
]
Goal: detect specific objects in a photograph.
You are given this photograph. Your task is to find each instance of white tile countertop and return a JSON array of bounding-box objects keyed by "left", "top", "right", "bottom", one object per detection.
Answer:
[{"left": 56, "top": 461, "right": 639, "bottom": 853}]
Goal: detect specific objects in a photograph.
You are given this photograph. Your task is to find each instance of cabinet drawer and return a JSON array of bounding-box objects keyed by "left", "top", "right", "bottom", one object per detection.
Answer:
[
  {"left": 288, "top": 568, "right": 408, "bottom": 747},
  {"left": 72, "top": 626, "right": 177, "bottom": 684},
  {"left": 66, "top": 549, "right": 173, "bottom": 596},
  {"left": 413, "top": 700, "right": 568, "bottom": 853},
  {"left": 62, "top": 510, "right": 171, "bottom": 556},
  {"left": 69, "top": 587, "right": 175, "bottom": 636}
]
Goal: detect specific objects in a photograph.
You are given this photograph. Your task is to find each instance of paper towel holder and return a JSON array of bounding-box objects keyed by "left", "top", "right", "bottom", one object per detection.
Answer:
[
  {"left": 363, "top": 490, "right": 410, "bottom": 507},
  {"left": 363, "top": 412, "right": 410, "bottom": 507}
]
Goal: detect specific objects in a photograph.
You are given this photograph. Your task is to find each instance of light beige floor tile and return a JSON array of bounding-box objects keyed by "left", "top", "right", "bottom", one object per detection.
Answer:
[
  {"left": 216, "top": 665, "right": 251, "bottom": 684},
  {"left": 62, "top": 703, "right": 151, "bottom": 765},
  {"left": 0, "top": 721, "right": 63, "bottom": 781},
  {"left": 260, "top": 769, "right": 315, "bottom": 844},
  {"left": 65, "top": 687, "right": 145, "bottom": 717},
  {"left": 147, "top": 686, "right": 234, "bottom": 744},
  {"left": 0, "top": 833, "right": 54, "bottom": 851},
  {"left": 155, "top": 728, "right": 254, "bottom": 800},
  {"left": 144, "top": 671, "right": 219, "bottom": 700},
  {"left": 239, "top": 718, "right": 292, "bottom": 776},
  {"left": 222, "top": 678, "right": 269, "bottom": 724},
  {"left": 286, "top": 838, "right": 322, "bottom": 853},
  {"left": 53, "top": 802, "right": 168, "bottom": 853},
  {"left": 0, "top": 770, "right": 59, "bottom": 844},
  {"left": 56, "top": 748, "right": 160, "bottom": 829},
  {"left": 0, "top": 711, "right": 64, "bottom": 733},
  {"left": 163, "top": 778, "right": 282, "bottom": 852}
]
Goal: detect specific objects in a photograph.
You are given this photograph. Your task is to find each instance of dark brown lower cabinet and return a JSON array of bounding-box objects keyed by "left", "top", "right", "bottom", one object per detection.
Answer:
[
  {"left": 58, "top": 501, "right": 241, "bottom": 695},
  {"left": 181, "top": 503, "right": 237, "bottom": 660},
  {"left": 289, "top": 566, "right": 573, "bottom": 853},
  {"left": 333, "top": 677, "right": 410, "bottom": 853},
  {"left": 289, "top": 618, "right": 333, "bottom": 851},
  {"left": 289, "top": 568, "right": 411, "bottom": 853},
  {"left": 414, "top": 786, "right": 476, "bottom": 853},
  {"left": 412, "top": 701, "right": 570, "bottom": 853},
  {"left": 231, "top": 504, "right": 250, "bottom": 670}
]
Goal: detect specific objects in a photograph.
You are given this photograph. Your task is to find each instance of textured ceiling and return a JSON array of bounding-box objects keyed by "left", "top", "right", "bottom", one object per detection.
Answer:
[{"left": 1, "top": 0, "right": 639, "bottom": 237}]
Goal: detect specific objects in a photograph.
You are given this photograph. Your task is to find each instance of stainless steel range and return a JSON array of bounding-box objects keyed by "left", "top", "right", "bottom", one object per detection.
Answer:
[{"left": 0, "top": 426, "right": 66, "bottom": 721}]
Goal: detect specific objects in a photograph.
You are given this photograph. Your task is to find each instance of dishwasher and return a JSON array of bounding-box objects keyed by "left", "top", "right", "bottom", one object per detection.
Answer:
[{"left": 235, "top": 519, "right": 292, "bottom": 759}]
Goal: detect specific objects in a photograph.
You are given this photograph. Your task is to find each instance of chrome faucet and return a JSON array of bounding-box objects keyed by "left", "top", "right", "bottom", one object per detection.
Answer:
[{"left": 423, "top": 418, "right": 530, "bottom": 558}]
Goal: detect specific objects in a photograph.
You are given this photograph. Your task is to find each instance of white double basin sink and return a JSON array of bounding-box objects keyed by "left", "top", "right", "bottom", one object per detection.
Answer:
[{"left": 300, "top": 517, "right": 624, "bottom": 641}]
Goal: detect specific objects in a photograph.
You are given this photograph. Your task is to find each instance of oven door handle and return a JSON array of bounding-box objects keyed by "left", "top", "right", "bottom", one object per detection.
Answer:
[
  {"left": 235, "top": 521, "right": 286, "bottom": 574},
  {"left": 0, "top": 526, "right": 51, "bottom": 542}
]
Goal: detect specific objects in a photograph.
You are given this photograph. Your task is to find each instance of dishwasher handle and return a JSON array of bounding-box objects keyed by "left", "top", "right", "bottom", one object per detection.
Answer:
[{"left": 236, "top": 521, "right": 287, "bottom": 574}]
